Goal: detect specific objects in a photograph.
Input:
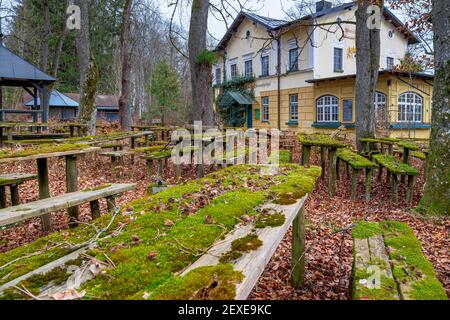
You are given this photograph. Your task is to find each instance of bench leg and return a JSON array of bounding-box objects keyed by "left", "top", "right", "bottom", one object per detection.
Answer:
[
  {"left": 388, "top": 144, "right": 393, "bottom": 155},
  {"left": 197, "top": 163, "right": 204, "bottom": 179},
  {"left": 320, "top": 147, "right": 326, "bottom": 177},
  {"left": 351, "top": 168, "right": 358, "bottom": 200},
  {"left": 292, "top": 205, "right": 306, "bottom": 289},
  {"left": 66, "top": 155, "right": 80, "bottom": 227},
  {"left": 146, "top": 159, "right": 154, "bottom": 178},
  {"left": 336, "top": 158, "right": 340, "bottom": 181},
  {"left": 176, "top": 164, "right": 182, "bottom": 180},
  {"left": 90, "top": 200, "right": 101, "bottom": 220},
  {"left": 328, "top": 147, "right": 337, "bottom": 197},
  {"left": 301, "top": 145, "right": 311, "bottom": 166},
  {"left": 0, "top": 186, "right": 6, "bottom": 208},
  {"left": 106, "top": 196, "right": 117, "bottom": 213},
  {"left": 378, "top": 165, "right": 383, "bottom": 182},
  {"left": 406, "top": 175, "right": 415, "bottom": 205},
  {"left": 37, "top": 158, "right": 52, "bottom": 232},
  {"left": 391, "top": 174, "right": 398, "bottom": 203},
  {"left": 157, "top": 159, "right": 164, "bottom": 181},
  {"left": 365, "top": 168, "right": 372, "bottom": 202},
  {"left": 10, "top": 184, "right": 20, "bottom": 206}
]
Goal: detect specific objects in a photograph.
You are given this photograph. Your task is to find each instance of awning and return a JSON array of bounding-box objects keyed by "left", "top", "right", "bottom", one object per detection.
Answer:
[{"left": 218, "top": 90, "right": 254, "bottom": 107}]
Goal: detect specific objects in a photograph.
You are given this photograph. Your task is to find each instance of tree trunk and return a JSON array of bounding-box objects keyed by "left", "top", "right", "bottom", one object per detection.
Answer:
[
  {"left": 419, "top": 0, "right": 450, "bottom": 216},
  {"left": 119, "top": 0, "right": 133, "bottom": 131},
  {"left": 41, "top": 0, "right": 49, "bottom": 72},
  {"left": 52, "top": 0, "right": 70, "bottom": 78},
  {"left": 355, "top": 0, "right": 382, "bottom": 152},
  {"left": 76, "top": 0, "right": 97, "bottom": 135},
  {"left": 188, "top": 0, "right": 214, "bottom": 126}
]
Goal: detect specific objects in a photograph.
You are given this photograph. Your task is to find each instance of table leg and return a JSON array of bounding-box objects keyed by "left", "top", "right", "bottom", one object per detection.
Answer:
[
  {"left": 328, "top": 147, "right": 338, "bottom": 196},
  {"left": 10, "top": 184, "right": 20, "bottom": 206},
  {"left": 37, "top": 158, "right": 52, "bottom": 231},
  {"left": 0, "top": 127, "right": 3, "bottom": 148},
  {"left": 66, "top": 155, "right": 80, "bottom": 227},
  {"left": 0, "top": 186, "right": 6, "bottom": 208},
  {"left": 291, "top": 204, "right": 306, "bottom": 289}
]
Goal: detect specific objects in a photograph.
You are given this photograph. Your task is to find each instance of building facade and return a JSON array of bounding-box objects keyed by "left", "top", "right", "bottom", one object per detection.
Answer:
[{"left": 213, "top": 1, "right": 433, "bottom": 139}]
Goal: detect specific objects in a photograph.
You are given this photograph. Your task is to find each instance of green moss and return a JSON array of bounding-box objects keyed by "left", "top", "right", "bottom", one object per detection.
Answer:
[
  {"left": 352, "top": 221, "right": 384, "bottom": 239},
  {"left": 269, "top": 150, "right": 292, "bottom": 164},
  {"left": 372, "top": 154, "right": 419, "bottom": 175},
  {"left": 298, "top": 134, "right": 346, "bottom": 148},
  {"left": 255, "top": 212, "right": 285, "bottom": 229},
  {"left": 337, "top": 148, "right": 377, "bottom": 169},
  {"left": 379, "top": 137, "right": 401, "bottom": 143},
  {"left": 150, "top": 264, "right": 243, "bottom": 300},
  {"left": 220, "top": 234, "right": 263, "bottom": 264},
  {"left": 196, "top": 49, "right": 218, "bottom": 65},
  {"left": 353, "top": 271, "right": 398, "bottom": 300},
  {"left": 0, "top": 143, "right": 90, "bottom": 160},
  {"left": 411, "top": 151, "right": 426, "bottom": 160},
  {"left": 397, "top": 141, "right": 421, "bottom": 151}
]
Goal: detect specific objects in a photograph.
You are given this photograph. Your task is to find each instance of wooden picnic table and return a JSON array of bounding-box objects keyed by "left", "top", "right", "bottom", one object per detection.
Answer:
[
  {"left": 0, "top": 147, "right": 100, "bottom": 231},
  {"left": 0, "top": 123, "right": 49, "bottom": 147}
]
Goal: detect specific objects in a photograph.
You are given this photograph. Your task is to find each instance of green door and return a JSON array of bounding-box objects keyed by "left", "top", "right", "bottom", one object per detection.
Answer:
[{"left": 246, "top": 105, "right": 253, "bottom": 128}]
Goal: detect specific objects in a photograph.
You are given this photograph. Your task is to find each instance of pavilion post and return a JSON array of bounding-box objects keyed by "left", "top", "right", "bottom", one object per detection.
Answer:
[
  {"left": 32, "top": 87, "right": 38, "bottom": 123},
  {"left": 41, "top": 86, "right": 49, "bottom": 123}
]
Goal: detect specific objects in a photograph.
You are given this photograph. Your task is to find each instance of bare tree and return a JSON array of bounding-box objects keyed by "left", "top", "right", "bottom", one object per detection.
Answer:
[
  {"left": 119, "top": 0, "right": 133, "bottom": 130},
  {"left": 419, "top": 0, "right": 450, "bottom": 216},
  {"left": 355, "top": 0, "right": 382, "bottom": 152}
]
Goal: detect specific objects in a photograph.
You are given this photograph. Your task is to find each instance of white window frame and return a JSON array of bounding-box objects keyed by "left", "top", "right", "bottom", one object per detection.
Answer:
[
  {"left": 386, "top": 56, "right": 394, "bottom": 70},
  {"left": 244, "top": 59, "right": 253, "bottom": 77},
  {"left": 261, "top": 54, "right": 270, "bottom": 77},
  {"left": 373, "top": 92, "right": 387, "bottom": 112},
  {"left": 317, "top": 95, "right": 339, "bottom": 122},
  {"left": 398, "top": 92, "right": 423, "bottom": 123},
  {"left": 261, "top": 96, "right": 269, "bottom": 122},
  {"left": 215, "top": 67, "right": 221, "bottom": 85},
  {"left": 289, "top": 94, "right": 299, "bottom": 121},
  {"left": 288, "top": 48, "right": 299, "bottom": 72},
  {"left": 334, "top": 47, "right": 343, "bottom": 72},
  {"left": 230, "top": 63, "right": 238, "bottom": 80}
]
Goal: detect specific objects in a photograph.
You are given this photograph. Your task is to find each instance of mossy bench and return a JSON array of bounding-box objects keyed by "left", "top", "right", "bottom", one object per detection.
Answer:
[
  {"left": 298, "top": 134, "right": 346, "bottom": 196},
  {"left": 0, "top": 174, "right": 38, "bottom": 208},
  {"left": 360, "top": 138, "right": 400, "bottom": 156},
  {"left": 372, "top": 154, "right": 419, "bottom": 203},
  {"left": 337, "top": 149, "right": 377, "bottom": 201},
  {"left": 0, "top": 165, "right": 320, "bottom": 300},
  {"left": 0, "top": 183, "right": 136, "bottom": 227},
  {"left": 351, "top": 221, "right": 447, "bottom": 300},
  {"left": 99, "top": 143, "right": 124, "bottom": 151}
]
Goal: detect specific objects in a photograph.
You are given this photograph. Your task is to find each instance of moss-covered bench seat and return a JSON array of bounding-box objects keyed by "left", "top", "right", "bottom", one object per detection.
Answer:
[
  {"left": 0, "top": 165, "right": 320, "bottom": 300},
  {"left": 372, "top": 154, "right": 419, "bottom": 203},
  {"left": 0, "top": 174, "right": 37, "bottom": 208},
  {"left": 337, "top": 149, "right": 377, "bottom": 201},
  {"left": 0, "top": 183, "right": 136, "bottom": 227},
  {"left": 359, "top": 138, "right": 400, "bottom": 155},
  {"left": 351, "top": 221, "right": 447, "bottom": 300}
]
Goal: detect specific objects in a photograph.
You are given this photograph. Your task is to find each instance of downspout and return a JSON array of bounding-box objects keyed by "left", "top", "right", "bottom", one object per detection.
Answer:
[{"left": 276, "top": 37, "right": 281, "bottom": 130}]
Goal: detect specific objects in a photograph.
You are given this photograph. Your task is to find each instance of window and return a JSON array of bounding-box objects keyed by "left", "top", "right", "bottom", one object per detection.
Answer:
[
  {"left": 386, "top": 57, "right": 394, "bottom": 70},
  {"left": 262, "top": 96, "right": 269, "bottom": 122},
  {"left": 246, "top": 30, "right": 251, "bottom": 39},
  {"left": 373, "top": 92, "right": 387, "bottom": 112},
  {"left": 244, "top": 59, "right": 253, "bottom": 77},
  {"left": 289, "top": 94, "right": 299, "bottom": 121},
  {"left": 230, "top": 63, "right": 238, "bottom": 80},
  {"left": 342, "top": 99, "right": 353, "bottom": 122},
  {"left": 261, "top": 55, "right": 269, "bottom": 77},
  {"left": 215, "top": 68, "right": 221, "bottom": 85},
  {"left": 289, "top": 48, "right": 299, "bottom": 72},
  {"left": 398, "top": 92, "right": 423, "bottom": 122},
  {"left": 317, "top": 95, "right": 339, "bottom": 122},
  {"left": 334, "top": 48, "right": 343, "bottom": 72},
  {"left": 388, "top": 30, "right": 394, "bottom": 38}
]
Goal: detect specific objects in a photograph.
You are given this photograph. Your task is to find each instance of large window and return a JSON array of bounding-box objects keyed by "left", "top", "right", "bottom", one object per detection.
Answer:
[
  {"left": 289, "top": 94, "right": 299, "bottom": 121},
  {"left": 262, "top": 96, "right": 269, "bottom": 122},
  {"left": 289, "top": 48, "right": 299, "bottom": 72},
  {"left": 230, "top": 63, "right": 238, "bottom": 80},
  {"left": 334, "top": 48, "right": 343, "bottom": 72},
  {"left": 398, "top": 92, "right": 423, "bottom": 122},
  {"left": 261, "top": 55, "right": 269, "bottom": 77},
  {"left": 317, "top": 95, "right": 339, "bottom": 122},
  {"left": 244, "top": 59, "right": 253, "bottom": 77},
  {"left": 215, "top": 68, "right": 221, "bottom": 85},
  {"left": 386, "top": 57, "right": 394, "bottom": 70}
]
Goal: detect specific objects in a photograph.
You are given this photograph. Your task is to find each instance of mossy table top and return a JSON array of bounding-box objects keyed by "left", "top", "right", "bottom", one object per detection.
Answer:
[
  {"left": 0, "top": 145, "right": 100, "bottom": 163},
  {"left": 0, "top": 173, "right": 37, "bottom": 187},
  {"left": 360, "top": 137, "right": 400, "bottom": 145},
  {"left": 298, "top": 134, "right": 346, "bottom": 148}
]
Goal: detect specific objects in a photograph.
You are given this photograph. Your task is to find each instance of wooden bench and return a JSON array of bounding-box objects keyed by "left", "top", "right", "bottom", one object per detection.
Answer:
[
  {"left": 351, "top": 221, "right": 447, "bottom": 300},
  {"left": 99, "top": 143, "right": 124, "bottom": 151},
  {"left": 372, "top": 154, "right": 419, "bottom": 203},
  {"left": 99, "top": 151, "right": 129, "bottom": 175},
  {"left": 0, "top": 174, "right": 37, "bottom": 208},
  {"left": 337, "top": 149, "right": 377, "bottom": 201},
  {"left": 0, "top": 183, "right": 136, "bottom": 227}
]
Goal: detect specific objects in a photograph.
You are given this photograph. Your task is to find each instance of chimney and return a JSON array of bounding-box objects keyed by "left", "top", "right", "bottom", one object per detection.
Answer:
[{"left": 316, "top": 1, "right": 333, "bottom": 13}]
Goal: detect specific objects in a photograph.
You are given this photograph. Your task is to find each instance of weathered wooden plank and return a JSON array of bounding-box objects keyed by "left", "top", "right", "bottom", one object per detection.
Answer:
[
  {"left": 0, "top": 173, "right": 37, "bottom": 187},
  {"left": 180, "top": 195, "right": 309, "bottom": 300},
  {"left": 0, "top": 184, "right": 136, "bottom": 227},
  {"left": 0, "top": 147, "right": 101, "bottom": 163}
]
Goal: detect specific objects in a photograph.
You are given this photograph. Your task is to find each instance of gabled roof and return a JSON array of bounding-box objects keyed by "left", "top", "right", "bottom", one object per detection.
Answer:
[
  {"left": 0, "top": 43, "right": 55, "bottom": 83},
  {"left": 215, "top": 2, "right": 419, "bottom": 51},
  {"left": 215, "top": 11, "right": 288, "bottom": 51},
  {"left": 25, "top": 90, "right": 79, "bottom": 108}
]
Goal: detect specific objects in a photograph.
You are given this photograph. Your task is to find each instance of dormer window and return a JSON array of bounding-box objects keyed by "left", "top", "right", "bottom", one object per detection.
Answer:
[{"left": 246, "top": 30, "right": 251, "bottom": 39}]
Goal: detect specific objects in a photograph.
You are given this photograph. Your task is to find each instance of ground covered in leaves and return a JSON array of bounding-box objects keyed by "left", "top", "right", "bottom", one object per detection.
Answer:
[{"left": 0, "top": 135, "right": 448, "bottom": 300}]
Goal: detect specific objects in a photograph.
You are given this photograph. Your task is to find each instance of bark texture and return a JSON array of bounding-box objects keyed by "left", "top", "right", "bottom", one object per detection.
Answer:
[
  {"left": 419, "top": 0, "right": 450, "bottom": 216},
  {"left": 355, "top": 0, "right": 382, "bottom": 152},
  {"left": 188, "top": 0, "right": 214, "bottom": 126},
  {"left": 119, "top": 0, "right": 133, "bottom": 130}
]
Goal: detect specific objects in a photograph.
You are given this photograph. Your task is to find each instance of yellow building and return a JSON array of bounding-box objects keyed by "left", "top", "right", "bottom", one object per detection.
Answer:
[{"left": 213, "top": 1, "right": 433, "bottom": 139}]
